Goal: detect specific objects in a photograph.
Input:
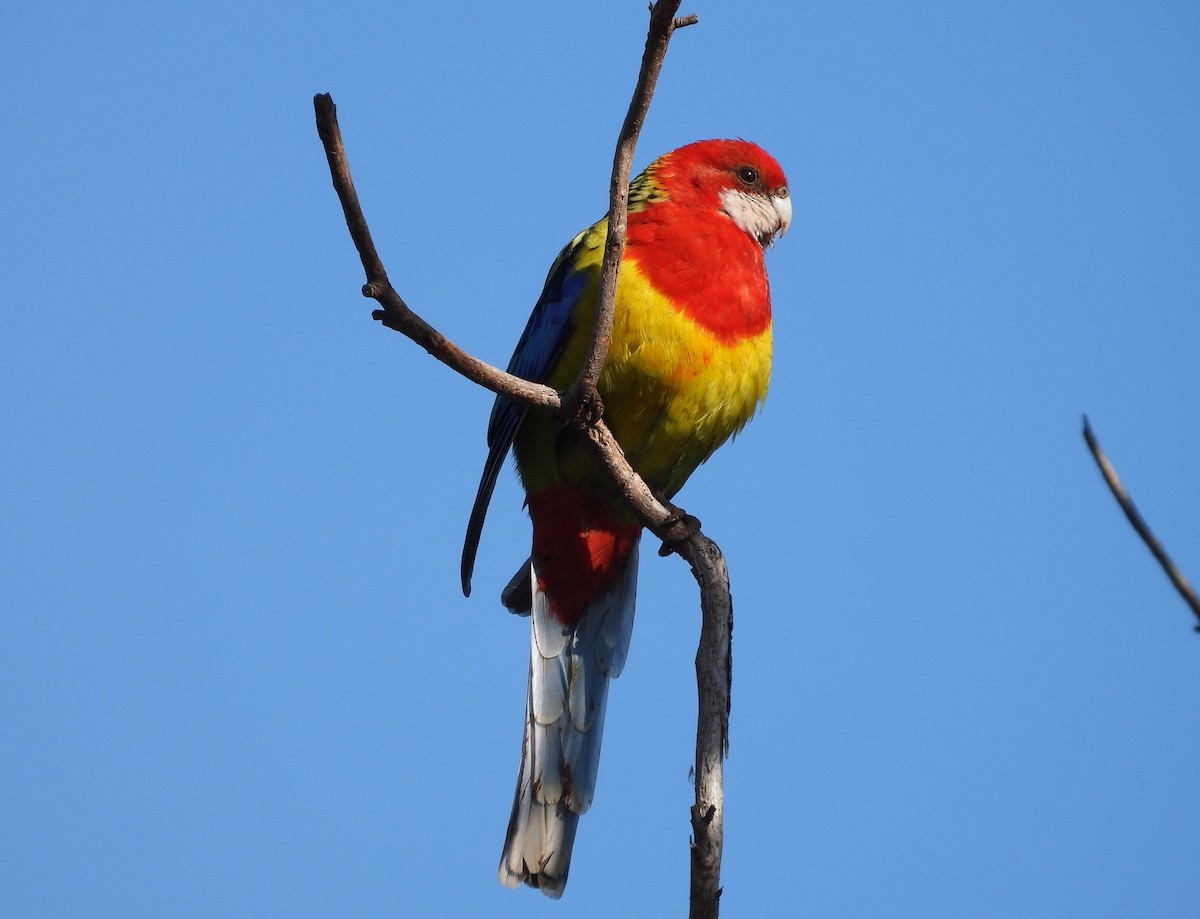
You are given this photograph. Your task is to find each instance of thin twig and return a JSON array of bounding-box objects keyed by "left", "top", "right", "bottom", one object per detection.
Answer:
[
  {"left": 567, "top": 0, "right": 689, "bottom": 420},
  {"left": 315, "top": 95, "right": 558, "bottom": 412},
  {"left": 1082, "top": 416, "right": 1200, "bottom": 631},
  {"left": 314, "top": 94, "right": 689, "bottom": 539}
]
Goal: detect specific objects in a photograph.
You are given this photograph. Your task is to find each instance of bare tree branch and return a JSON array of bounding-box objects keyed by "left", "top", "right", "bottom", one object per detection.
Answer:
[
  {"left": 1082, "top": 416, "right": 1200, "bottom": 632},
  {"left": 566, "top": 0, "right": 690, "bottom": 420},
  {"left": 314, "top": 95, "right": 560, "bottom": 414},
  {"left": 687, "top": 534, "right": 732, "bottom": 919},
  {"left": 313, "top": 92, "right": 689, "bottom": 541},
  {"left": 315, "top": 4, "right": 735, "bottom": 914}
]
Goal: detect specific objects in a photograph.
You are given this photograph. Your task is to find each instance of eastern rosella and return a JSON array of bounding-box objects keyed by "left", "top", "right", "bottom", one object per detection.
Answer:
[{"left": 461, "top": 139, "right": 790, "bottom": 897}]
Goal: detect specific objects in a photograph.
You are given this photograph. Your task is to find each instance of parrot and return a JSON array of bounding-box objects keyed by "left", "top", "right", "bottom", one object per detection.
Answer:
[{"left": 460, "top": 138, "right": 790, "bottom": 898}]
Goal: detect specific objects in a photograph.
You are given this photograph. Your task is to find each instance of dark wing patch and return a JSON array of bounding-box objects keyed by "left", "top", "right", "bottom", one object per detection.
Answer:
[{"left": 460, "top": 233, "right": 591, "bottom": 595}]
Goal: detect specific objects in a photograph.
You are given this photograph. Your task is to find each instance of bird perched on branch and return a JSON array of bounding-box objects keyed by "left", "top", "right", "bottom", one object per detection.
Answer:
[{"left": 461, "top": 139, "right": 790, "bottom": 897}]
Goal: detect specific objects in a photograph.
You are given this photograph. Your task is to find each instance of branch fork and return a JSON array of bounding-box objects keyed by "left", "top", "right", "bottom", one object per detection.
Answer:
[{"left": 316, "top": 4, "right": 731, "bottom": 916}]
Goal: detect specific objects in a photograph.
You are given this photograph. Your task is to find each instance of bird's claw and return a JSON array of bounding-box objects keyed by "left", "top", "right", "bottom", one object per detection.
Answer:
[
  {"left": 574, "top": 389, "right": 605, "bottom": 427},
  {"left": 657, "top": 510, "right": 702, "bottom": 556}
]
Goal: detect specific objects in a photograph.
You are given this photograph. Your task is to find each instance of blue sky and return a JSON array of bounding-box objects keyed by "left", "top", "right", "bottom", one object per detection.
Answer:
[{"left": 4, "top": 1, "right": 1199, "bottom": 916}]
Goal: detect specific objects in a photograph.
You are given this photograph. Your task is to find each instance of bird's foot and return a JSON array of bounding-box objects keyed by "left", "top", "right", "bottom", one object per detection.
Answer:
[
  {"left": 560, "top": 385, "right": 605, "bottom": 431},
  {"left": 657, "top": 508, "right": 702, "bottom": 556}
]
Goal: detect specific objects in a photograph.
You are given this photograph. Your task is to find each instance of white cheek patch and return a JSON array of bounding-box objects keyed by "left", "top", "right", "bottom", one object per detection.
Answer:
[{"left": 720, "top": 188, "right": 784, "bottom": 249}]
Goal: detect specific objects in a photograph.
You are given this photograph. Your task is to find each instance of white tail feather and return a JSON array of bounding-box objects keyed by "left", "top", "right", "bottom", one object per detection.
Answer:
[{"left": 498, "top": 540, "right": 640, "bottom": 897}]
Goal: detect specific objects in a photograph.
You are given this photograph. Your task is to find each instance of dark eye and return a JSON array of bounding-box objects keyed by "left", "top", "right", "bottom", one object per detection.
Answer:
[{"left": 736, "top": 166, "right": 759, "bottom": 186}]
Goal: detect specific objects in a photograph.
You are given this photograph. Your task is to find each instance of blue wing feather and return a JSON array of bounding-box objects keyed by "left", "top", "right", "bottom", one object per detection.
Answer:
[{"left": 460, "top": 231, "right": 592, "bottom": 596}]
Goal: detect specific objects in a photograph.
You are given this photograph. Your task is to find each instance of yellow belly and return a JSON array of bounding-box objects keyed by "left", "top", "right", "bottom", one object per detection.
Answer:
[{"left": 516, "top": 251, "right": 772, "bottom": 500}]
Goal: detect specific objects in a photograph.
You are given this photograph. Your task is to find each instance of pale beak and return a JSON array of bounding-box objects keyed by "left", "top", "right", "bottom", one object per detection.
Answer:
[{"left": 772, "top": 189, "right": 792, "bottom": 237}]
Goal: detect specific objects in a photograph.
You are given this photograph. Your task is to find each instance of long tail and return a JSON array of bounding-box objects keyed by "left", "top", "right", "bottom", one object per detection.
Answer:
[{"left": 498, "top": 540, "right": 640, "bottom": 897}]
